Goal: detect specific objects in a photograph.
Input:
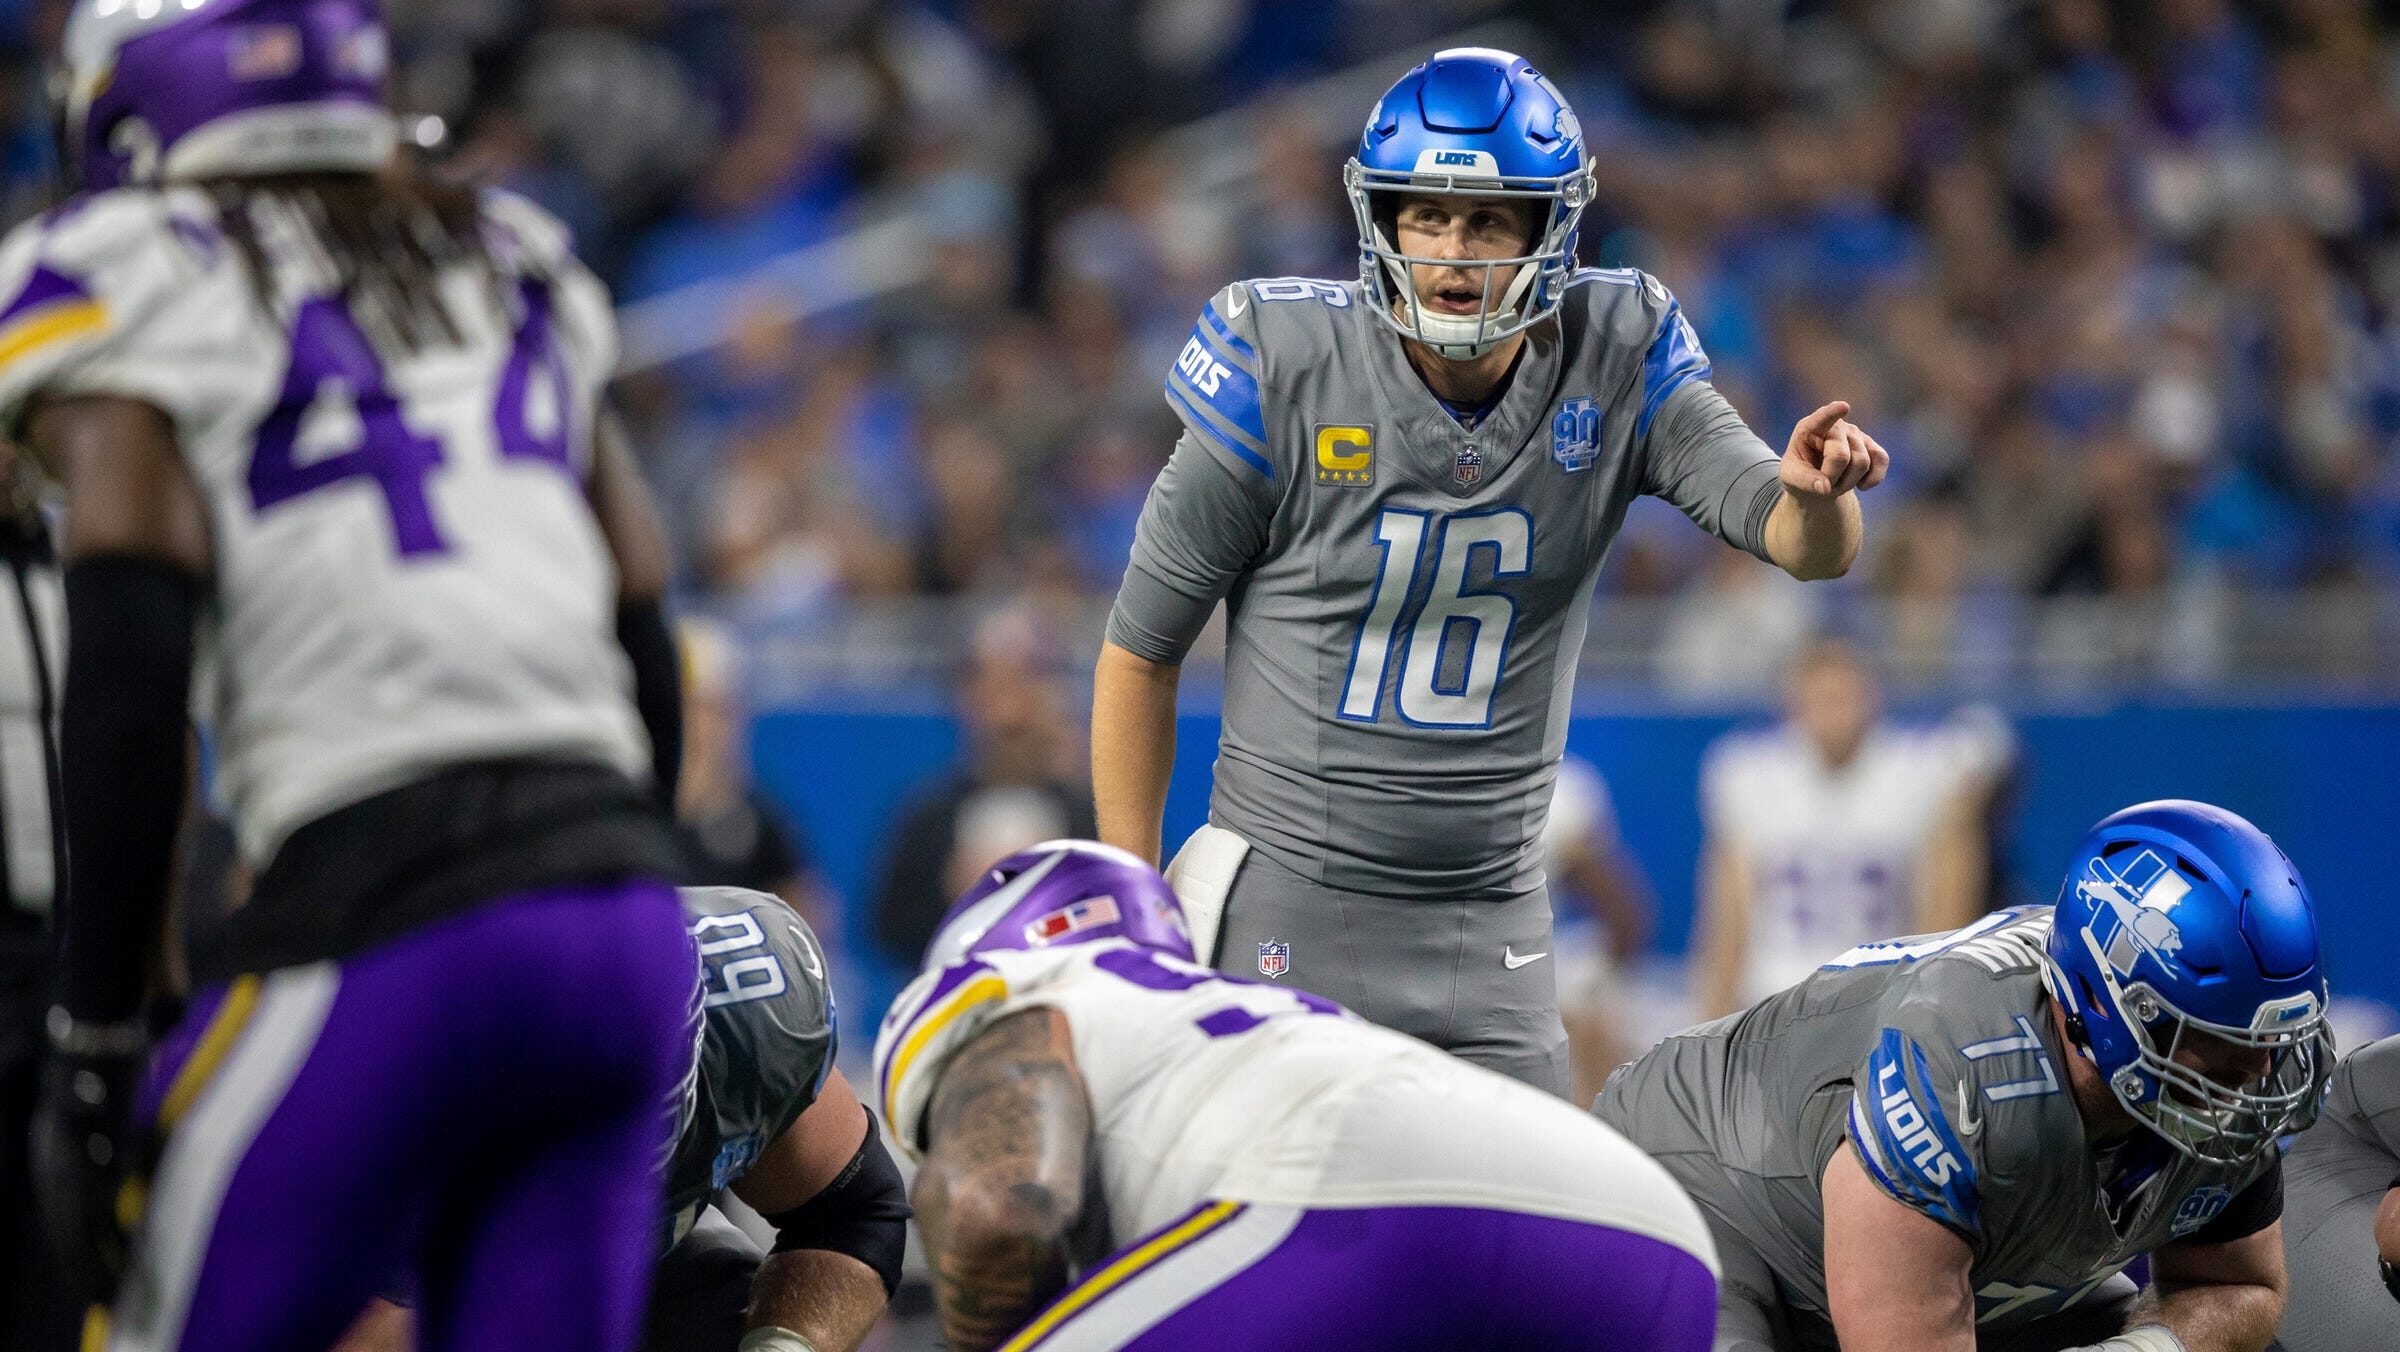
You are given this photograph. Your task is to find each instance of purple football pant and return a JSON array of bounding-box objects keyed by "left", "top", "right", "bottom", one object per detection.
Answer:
[
  {"left": 1000, "top": 1200, "right": 1718, "bottom": 1351},
  {"left": 99, "top": 882, "right": 699, "bottom": 1352}
]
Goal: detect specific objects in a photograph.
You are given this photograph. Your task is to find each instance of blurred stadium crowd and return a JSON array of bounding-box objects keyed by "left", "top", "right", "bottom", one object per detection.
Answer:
[{"left": 0, "top": 0, "right": 2392, "bottom": 688}]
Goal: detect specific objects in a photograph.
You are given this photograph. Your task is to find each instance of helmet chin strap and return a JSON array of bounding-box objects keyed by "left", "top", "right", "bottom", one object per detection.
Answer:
[{"left": 1379, "top": 233, "right": 1541, "bottom": 361}]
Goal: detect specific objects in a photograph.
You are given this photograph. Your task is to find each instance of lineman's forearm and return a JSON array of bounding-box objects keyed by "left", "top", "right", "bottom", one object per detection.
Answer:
[
  {"left": 1763, "top": 489, "right": 1862, "bottom": 582},
  {"left": 1091, "top": 642, "right": 1181, "bottom": 866},
  {"left": 2139, "top": 1281, "right": 2283, "bottom": 1352},
  {"left": 747, "top": 1249, "right": 887, "bottom": 1352}
]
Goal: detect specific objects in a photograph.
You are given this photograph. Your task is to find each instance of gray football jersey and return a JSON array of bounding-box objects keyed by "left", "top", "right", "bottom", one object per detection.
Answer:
[
  {"left": 663, "top": 886, "right": 836, "bottom": 1246},
  {"left": 1108, "top": 270, "right": 1783, "bottom": 896},
  {"left": 2307, "top": 1035, "right": 2400, "bottom": 1159},
  {"left": 1596, "top": 906, "right": 2278, "bottom": 1333}
]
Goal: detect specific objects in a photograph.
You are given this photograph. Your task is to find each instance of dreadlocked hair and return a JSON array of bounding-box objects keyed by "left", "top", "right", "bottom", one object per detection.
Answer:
[{"left": 197, "top": 165, "right": 511, "bottom": 358}]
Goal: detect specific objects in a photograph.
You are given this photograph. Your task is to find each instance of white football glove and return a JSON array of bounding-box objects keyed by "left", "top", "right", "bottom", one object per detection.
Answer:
[{"left": 736, "top": 1330, "right": 820, "bottom": 1352}]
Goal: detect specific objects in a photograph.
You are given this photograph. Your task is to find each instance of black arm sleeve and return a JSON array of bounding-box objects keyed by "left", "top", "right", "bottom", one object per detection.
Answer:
[
  {"left": 56, "top": 554, "right": 200, "bottom": 1023},
  {"left": 760, "top": 1111, "right": 911, "bottom": 1296},
  {"left": 2183, "top": 1159, "right": 2283, "bottom": 1246},
  {"left": 615, "top": 596, "right": 681, "bottom": 810}
]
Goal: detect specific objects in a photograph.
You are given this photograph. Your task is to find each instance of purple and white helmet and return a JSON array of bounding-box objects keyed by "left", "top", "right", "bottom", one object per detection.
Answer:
[
  {"left": 925, "top": 840, "right": 1195, "bottom": 969},
  {"left": 57, "top": 0, "right": 398, "bottom": 194}
]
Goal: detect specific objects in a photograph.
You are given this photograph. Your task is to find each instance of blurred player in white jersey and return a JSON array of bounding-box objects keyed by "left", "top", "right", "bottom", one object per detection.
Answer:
[
  {"left": 1691, "top": 638, "right": 1999, "bottom": 1018},
  {"left": 876, "top": 841, "right": 1719, "bottom": 1352},
  {"left": 14, "top": 1, "right": 701, "bottom": 1348},
  {"left": 1542, "top": 753, "right": 1655, "bottom": 1100}
]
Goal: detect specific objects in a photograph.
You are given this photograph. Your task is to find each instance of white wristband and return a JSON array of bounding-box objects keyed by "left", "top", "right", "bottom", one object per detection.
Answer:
[
  {"left": 737, "top": 1329, "right": 820, "bottom": 1352},
  {"left": 2082, "top": 1327, "right": 2186, "bottom": 1352}
]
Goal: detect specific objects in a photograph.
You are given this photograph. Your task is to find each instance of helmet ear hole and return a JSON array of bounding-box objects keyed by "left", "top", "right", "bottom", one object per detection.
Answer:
[{"left": 2076, "top": 973, "right": 2110, "bottom": 1022}]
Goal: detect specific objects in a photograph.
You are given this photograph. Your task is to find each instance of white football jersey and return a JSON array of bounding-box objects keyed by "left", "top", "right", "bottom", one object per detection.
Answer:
[
  {"left": 874, "top": 940, "right": 1715, "bottom": 1265},
  {"left": 1703, "top": 721, "right": 1999, "bottom": 1003},
  {"left": 0, "top": 187, "right": 646, "bottom": 864}
]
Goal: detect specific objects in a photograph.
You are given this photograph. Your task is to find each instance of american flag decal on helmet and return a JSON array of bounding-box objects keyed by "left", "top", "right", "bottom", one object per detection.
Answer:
[
  {"left": 227, "top": 26, "right": 305, "bottom": 81},
  {"left": 1022, "top": 895, "right": 1121, "bottom": 946}
]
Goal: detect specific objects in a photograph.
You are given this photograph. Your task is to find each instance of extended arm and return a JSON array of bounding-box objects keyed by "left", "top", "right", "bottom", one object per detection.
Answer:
[
  {"left": 40, "top": 394, "right": 208, "bottom": 1023},
  {"left": 1096, "top": 421, "right": 1274, "bottom": 864},
  {"left": 1761, "top": 401, "right": 1885, "bottom": 581},
  {"left": 1552, "top": 832, "right": 1653, "bottom": 964},
  {"left": 588, "top": 414, "right": 680, "bottom": 806},
  {"left": 914, "top": 1007, "right": 1096, "bottom": 1352},
  {"left": 1692, "top": 836, "right": 1753, "bottom": 1021},
  {"left": 1091, "top": 642, "right": 1181, "bottom": 866},
  {"left": 728, "top": 1071, "right": 906, "bottom": 1352},
  {"left": 2137, "top": 1223, "right": 2287, "bottom": 1352},
  {"left": 1915, "top": 786, "right": 1990, "bottom": 934},
  {"left": 1822, "top": 1140, "right": 1978, "bottom": 1352},
  {"left": 31, "top": 393, "right": 210, "bottom": 1297}
]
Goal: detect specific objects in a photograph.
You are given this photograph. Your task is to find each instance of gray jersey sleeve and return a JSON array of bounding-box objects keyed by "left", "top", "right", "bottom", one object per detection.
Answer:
[
  {"left": 2331, "top": 1036, "right": 2400, "bottom": 1159},
  {"left": 1643, "top": 378, "right": 1785, "bottom": 563},
  {"left": 1106, "top": 427, "right": 1276, "bottom": 664},
  {"left": 1844, "top": 980, "right": 1998, "bottom": 1249},
  {"left": 1629, "top": 280, "right": 1784, "bottom": 564},
  {"left": 1840, "top": 937, "right": 2091, "bottom": 1264},
  {"left": 1106, "top": 283, "right": 1282, "bottom": 664},
  {"left": 668, "top": 887, "right": 837, "bottom": 1215}
]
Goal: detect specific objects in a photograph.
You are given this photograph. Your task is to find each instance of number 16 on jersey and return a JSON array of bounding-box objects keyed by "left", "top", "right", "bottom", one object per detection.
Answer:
[{"left": 1338, "top": 507, "right": 1531, "bottom": 729}]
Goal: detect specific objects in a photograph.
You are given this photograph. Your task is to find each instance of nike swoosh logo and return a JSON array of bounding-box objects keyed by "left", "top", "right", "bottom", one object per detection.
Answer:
[
  {"left": 1503, "top": 947, "right": 1548, "bottom": 970},
  {"left": 1224, "top": 288, "right": 1248, "bottom": 319},
  {"left": 787, "top": 925, "right": 826, "bottom": 981},
  {"left": 1955, "top": 1080, "right": 1984, "bottom": 1138}
]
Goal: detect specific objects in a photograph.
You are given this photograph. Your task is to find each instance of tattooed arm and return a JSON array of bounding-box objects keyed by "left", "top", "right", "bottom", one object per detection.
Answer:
[{"left": 914, "top": 1006, "right": 1096, "bottom": 1352}]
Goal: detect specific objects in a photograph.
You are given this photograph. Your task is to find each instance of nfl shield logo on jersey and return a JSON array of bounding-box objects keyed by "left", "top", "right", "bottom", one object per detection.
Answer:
[
  {"left": 1454, "top": 445, "right": 1483, "bottom": 487},
  {"left": 1553, "top": 396, "right": 1598, "bottom": 472},
  {"left": 1257, "top": 940, "right": 1290, "bottom": 979}
]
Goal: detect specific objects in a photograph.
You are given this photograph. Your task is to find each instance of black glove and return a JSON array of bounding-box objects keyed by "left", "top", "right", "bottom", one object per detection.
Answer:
[{"left": 31, "top": 1012, "right": 148, "bottom": 1306}]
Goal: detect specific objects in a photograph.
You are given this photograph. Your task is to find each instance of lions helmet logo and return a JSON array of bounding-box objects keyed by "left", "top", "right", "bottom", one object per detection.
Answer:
[{"left": 2079, "top": 849, "right": 2190, "bottom": 978}]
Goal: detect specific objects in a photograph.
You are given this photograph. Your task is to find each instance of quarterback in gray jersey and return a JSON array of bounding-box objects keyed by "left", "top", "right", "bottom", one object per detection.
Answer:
[
  {"left": 2277, "top": 1036, "right": 2400, "bottom": 1351},
  {"left": 1092, "top": 47, "right": 1890, "bottom": 1092},
  {"left": 1599, "top": 801, "right": 2332, "bottom": 1352}
]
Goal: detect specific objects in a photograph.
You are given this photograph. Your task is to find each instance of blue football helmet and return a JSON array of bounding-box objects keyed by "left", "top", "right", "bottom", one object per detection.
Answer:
[
  {"left": 1346, "top": 47, "right": 1593, "bottom": 360},
  {"left": 2041, "top": 800, "right": 2332, "bottom": 1166},
  {"left": 924, "top": 840, "right": 1195, "bottom": 970}
]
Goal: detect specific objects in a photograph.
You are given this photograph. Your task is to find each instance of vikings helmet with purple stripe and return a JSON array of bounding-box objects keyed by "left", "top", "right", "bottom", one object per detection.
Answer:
[
  {"left": 57, "top": 0, "right": 398, "bottom": 194},
  {"left": 925, "top": 840, "right": 1195, "bottom": 969}
]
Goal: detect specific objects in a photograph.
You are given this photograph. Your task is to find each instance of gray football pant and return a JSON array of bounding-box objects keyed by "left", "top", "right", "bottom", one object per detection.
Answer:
[
  {"left": 2278, "top": 1126, "right": 2400, "bottom": 1352},
  {"left": 1700, "top": 1200, "right": 2137, "bottom": 1352},
  {"left": 1210, "top": 844, "right": 1568, "bottom": 1095}
]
